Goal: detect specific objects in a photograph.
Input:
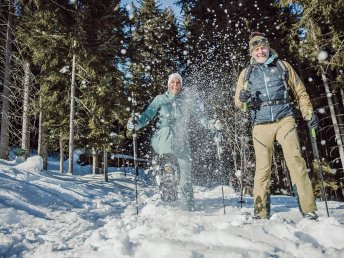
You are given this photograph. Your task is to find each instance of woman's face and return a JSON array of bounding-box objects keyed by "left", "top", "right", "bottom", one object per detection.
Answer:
[{"left": 169, "top": 78, "right": 181, "bottom": 95}]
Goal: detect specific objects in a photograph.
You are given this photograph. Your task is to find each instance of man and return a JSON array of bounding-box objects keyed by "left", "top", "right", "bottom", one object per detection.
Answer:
[{"left": 234, "top": 32, "right": 319, "bottom": 220}]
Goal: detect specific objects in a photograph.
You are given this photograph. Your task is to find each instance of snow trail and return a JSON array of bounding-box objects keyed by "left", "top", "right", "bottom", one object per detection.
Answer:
[{"left": 1, "top": 158, "right": 344, "bottom": 258}]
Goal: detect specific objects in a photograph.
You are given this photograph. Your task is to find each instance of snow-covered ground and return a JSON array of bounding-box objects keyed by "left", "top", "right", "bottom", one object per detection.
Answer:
[{"left": 1, "top": 156, "right": 344, "bottom": 258}]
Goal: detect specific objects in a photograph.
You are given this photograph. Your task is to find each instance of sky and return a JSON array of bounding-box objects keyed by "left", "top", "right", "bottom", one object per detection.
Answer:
[
  {"left": 1, "top": 153, "right": 344, "bottom": 257},
  {"left": 121, "top": 0, "right": 182, "bottom": 17}
]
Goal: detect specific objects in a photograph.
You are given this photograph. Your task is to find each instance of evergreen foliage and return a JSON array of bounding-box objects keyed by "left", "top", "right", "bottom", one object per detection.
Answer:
[
  {"left": 128, "top": 0, "right": 181, "bottom": 104},
  {"left": 279, "top": 0, "right": 344, "bottom": 80},
  {"left": 16, "top": 0, "right": 74, "bottom": 152},
  {"left": 279, "top": 0, "right": 344, "bottom": 198},
  {"left": 0, "top": 0, "right": 343, "bottom": 199},
  {"left": 15, "top": 0, "right": 127, "bottom": 155},
  {"left": 126, "top": 0, "right": 182, "bottom": 158},
  {"left": 176, "top": 0, "right": 295, "bottom": 187},
  {"left": 1, "top": 0, "right": 37, "bottom": 152},
  {"left": 71, "top": 0, "right": 127, "bottom": 153}
]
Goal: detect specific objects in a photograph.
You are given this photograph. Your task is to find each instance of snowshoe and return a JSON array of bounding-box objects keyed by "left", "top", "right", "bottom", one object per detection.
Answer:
[
  {"left": 303, "top": 212, "right": 319, "bottom": 220},
  {"left": 157, "top": 154, "right": 180, "bottom": 202}
]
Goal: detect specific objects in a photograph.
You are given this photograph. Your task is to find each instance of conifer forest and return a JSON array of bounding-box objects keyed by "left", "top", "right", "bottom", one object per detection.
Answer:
[{"left": 1, "top": 0, "right": 344, "bottom": 201}]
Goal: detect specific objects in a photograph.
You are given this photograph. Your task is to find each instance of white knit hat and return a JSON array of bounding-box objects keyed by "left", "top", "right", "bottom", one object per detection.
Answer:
[{"left": 167, "top": 73, "right": 182, "bottom": 88}]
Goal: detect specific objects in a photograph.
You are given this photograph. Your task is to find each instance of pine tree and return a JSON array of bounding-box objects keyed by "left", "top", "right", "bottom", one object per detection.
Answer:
[
  {"left": 126, "top": 0, "right": 182, "bottom": 158},
  {"left": 0, "top": 0, "right": 14, "bottom": 159},
  {"left": 15, "top": 1, "right": 127, "bottom": 173},
  {"left": 21, "top": 60, "right": 30, "bottom": 159},
  {"left": 129, "top": 0, "right": 181, "bottom": 101},
  {"left": 71, "top": 0, "right": 127, "bottom": 174},
  {"left": 0, "top": 1, "right": 40, "bottom": 162},
  {"left": 16, "top": 0, "right": 74, "bottom": 168},
  {"left": 177, "top": 0, "right": 293, "bottom": 68},
  {"left": 176, "top": 0, "right": 296, "bottom": 188},
  {"left": 279, "top": 0, "right": 344, "bottom": 200}
]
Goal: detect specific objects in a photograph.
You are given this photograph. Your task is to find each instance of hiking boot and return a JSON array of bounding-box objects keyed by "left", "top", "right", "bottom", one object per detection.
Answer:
[
  {"left": 303, "top": 212, "right": 319, "bottom": 220},
  {"left": 252, "top": 215, "right": 268, "bottom": 220}
]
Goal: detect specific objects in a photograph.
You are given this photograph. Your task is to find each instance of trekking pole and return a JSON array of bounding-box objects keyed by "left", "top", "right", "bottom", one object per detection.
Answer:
[
  {"left": 242, "top": 81, "right": 249, "bottom": 112},
  {"left": 240, "top": 133, "right": 245, "bottom": 208},
  {"left": 215, "top": 130, "right": 226, "bottom": 214},
  {"left": 237, "top": 111, "right": 249, "bottom": 208},
  {"left": 239, "top": 80, "right": 249, "bottom": 206},
  {"left": 310, "top": 128, "right": 329, "bottom": 217},
  {"left": 131, "top": 92, "right": 139, "bottom": 215}
]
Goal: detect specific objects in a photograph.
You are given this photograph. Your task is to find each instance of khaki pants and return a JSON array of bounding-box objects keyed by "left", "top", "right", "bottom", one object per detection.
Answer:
[{"left": 252, "top": 116, "right": 317, "bottom": 218}]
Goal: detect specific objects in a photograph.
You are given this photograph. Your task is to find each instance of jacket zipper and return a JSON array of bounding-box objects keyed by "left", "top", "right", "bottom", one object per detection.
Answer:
[
  {"left": 262, "top": 67, "right": 274, "bottom": 121},
  {"left": 173, "top": 100, "right": 177, "bottom": 117}
]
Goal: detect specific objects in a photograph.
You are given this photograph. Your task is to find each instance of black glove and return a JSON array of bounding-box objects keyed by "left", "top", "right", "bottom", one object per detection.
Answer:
[
  {"left": 239, "top": 90, "right": 251, "bottom": 102},
  {"left": 127, "top": 118, "right": 135, "bottom": 130},
  {"left": 307, "top": 114, "right": 319, "bottom": 130}
]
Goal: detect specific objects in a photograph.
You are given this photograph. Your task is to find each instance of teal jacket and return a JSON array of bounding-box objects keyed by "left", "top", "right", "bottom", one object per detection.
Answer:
[{"left": 135, "top": 89, "right": 206, "bottom": 158}]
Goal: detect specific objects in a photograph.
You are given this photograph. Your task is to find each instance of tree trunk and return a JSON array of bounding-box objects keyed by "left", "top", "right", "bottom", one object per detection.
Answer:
[
  {"left": 21, "top": 60, "right": 31, "bottom": 160},
  {"left": 59, "top": 130, "right": 64, "bottom": 173},
  {"left": 68, "top": 40, "right": 77, "bottom": 175},
  {"left": 320, "top": 68, "right": 344, "bottom": 170},
  {"left": 38, "top": 96, "right": 48, "bottom": 170},
  {"left": 103, "top": 147, "right": 108, "bottom": 182},
  {"left": 239, "top": 129, "right": 245, "bottom": 202},
  {"left": 92, "top": 147, "right": 99, "bottom": 174},
  {"left": 340, "top": 181, "right": 344, "bottom": 201},
  {"left": 232, "top": 113, "right": 239, "bottom": 174},
  {"left": 309, "top": 19, "right": 344, "bottom": 171},
  {"left": 0, "top": 0, "right": 14, "bottom": 159},
  {"left": 332, "top": 89, "right": 344, "bottom": 145}
]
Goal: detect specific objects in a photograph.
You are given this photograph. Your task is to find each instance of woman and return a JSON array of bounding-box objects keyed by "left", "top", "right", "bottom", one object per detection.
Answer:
[{"left": 127, "top": 73, "right": 219, "bottom": 211}]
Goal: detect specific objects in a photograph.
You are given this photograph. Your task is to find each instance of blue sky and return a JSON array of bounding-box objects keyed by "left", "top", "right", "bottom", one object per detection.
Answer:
[{"left": 120, "top": 0, "right": 182, "bottom": 17}]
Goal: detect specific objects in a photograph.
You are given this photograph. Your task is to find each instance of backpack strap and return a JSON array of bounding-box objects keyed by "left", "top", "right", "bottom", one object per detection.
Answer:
[
  {"left": 276, "top": 60, "right": 289, "bottom": 91},
  {"left": 276, "top": 60, "right": 300, "bottom": 107},
  {"left": 243, "top": 64, "right": 254, "bottom": 90}
]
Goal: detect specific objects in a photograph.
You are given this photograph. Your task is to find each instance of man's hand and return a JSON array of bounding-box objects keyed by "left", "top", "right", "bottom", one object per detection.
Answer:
[
  {"left": 239, "top": 89, "right": 251, "bottom": 102},
  {"left": 307, "top": 114, "right": 319, "bottom": 130}
]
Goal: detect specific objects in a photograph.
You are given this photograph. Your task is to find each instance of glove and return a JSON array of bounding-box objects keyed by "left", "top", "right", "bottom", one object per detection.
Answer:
[
  {"left": 127, "top": 118, "right": 135, "bottom": 131},
  {"left": 214, "top": 120, "right": 223, "bottom": 131},
  {"left": 239, "top": 89, "right": 251, "bottom": 102},
  {"left": 307, "top": 114, "right": 319, "bottom": 130}
]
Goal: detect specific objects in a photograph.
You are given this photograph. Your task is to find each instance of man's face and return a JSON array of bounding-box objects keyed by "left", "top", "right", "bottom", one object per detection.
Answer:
[
  {"left": 169, "top": 78, "right": 181, "bottom": 95},
  {"left": 252, "top": 46, "right": 269, "bottom": 64}
]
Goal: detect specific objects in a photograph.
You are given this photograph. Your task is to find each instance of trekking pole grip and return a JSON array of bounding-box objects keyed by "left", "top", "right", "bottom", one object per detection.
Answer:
[
  {"left": 243, "top": 102, "right": 248, "bottom": 112},
  {"left": 311, "top": 128, "right": 316, "bottom": 138}
]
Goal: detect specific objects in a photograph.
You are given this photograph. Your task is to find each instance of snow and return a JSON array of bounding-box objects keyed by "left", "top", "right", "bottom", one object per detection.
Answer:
[
  {"left": 1, "top": 156, "right": 344, "bottom": 258},
  {"left": 318, "top": 108, "right": 326, "bottom": 114},
  {"left": 318, "top": 51, "right": 328, "bottom": 61}
]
